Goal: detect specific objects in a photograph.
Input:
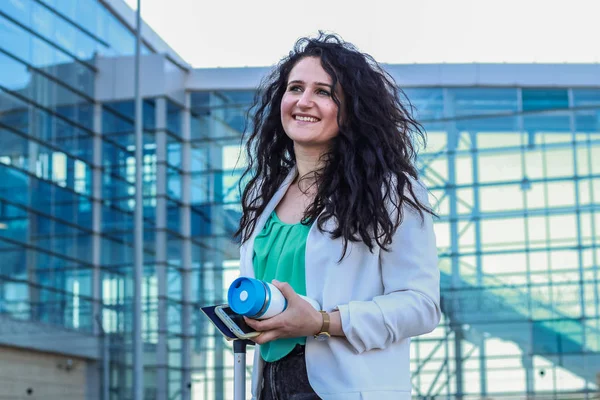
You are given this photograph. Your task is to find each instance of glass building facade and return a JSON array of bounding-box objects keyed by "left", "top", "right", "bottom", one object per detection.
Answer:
[{"left": 0, "top": 1, "right": 599, "bottom": 399}]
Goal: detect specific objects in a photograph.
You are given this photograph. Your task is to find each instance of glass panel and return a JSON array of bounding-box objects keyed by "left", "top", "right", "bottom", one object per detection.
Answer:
[
  {"left": 403, "top": 88, "right": 444, "bottom": 121},
  {"left": 522, "top": 89, "right": 569, "bottom": 111},
  {"left": 0, "top": 16, "right": 94, "bottom": 96},
  {"left": 573, "top": 89, "right": 600, "bottom": 107},
  {"left": 448, "top": 88, "right": 518, "bottom": 117},
  {"left": 0, "top": 52, "right": 93, "bottom": 129},
  {"left": 4, "top": 0, "right": 104, "bottom": 63},
  {"left": 167, "top": 136, "right": 182, "bottom": 169},
  {"left": 167, "top": 100, "right": 182, "bottom": 137},
  {"left": 478, "top": 153, "right": 523, "bottom": 183}
]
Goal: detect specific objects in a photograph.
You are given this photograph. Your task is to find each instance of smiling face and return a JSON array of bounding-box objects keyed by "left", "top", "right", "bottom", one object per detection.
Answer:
[{"left": 280, "top": 57, "right": 342, "bottom": 151}]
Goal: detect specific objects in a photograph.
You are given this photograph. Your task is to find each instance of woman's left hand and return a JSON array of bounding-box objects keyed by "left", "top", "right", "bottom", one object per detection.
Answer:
[{"left": 244, "top": 280, "right": 322, "bottom": 345}]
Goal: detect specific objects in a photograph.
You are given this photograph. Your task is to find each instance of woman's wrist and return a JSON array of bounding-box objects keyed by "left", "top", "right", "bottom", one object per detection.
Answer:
[
  {"left": 310, "top": 310, "right": 345, "bottom": 337},
  {"left": 328, "top": 311, "right": 345, "bottom": 337}
]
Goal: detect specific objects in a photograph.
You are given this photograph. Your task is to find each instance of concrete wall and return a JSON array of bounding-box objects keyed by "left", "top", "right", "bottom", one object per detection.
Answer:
[
  {"left": 0, "top": 346, "right": 88, "bottom": 400},
  {"left": 0, "top": 315, "right": 100, "bottom": 360}
]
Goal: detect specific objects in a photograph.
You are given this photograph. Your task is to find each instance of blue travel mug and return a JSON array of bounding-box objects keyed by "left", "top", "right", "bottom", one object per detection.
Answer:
[{"left": 228, "top": 277, "right": 320, "bottom": 320}]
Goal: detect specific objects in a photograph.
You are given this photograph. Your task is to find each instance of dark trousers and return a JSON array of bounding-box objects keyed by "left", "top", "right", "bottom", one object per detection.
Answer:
[{"left": 260, "top": 345, "right": 322, "bottom": 400}]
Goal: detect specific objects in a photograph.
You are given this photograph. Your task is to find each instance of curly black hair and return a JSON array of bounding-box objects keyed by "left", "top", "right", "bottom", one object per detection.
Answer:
[{"left": 235, "top": 32, "right": 434, "bottom": 259}]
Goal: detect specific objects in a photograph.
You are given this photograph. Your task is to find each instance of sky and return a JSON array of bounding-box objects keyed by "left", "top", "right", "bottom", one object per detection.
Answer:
[{"left": 123, "top": 0, "right": 600, "bottom": 68}]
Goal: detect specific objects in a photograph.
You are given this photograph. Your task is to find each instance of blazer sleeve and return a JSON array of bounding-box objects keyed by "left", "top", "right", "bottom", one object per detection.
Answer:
[{"left": 336, "top": 179, "right": 441, "bottom": 354}]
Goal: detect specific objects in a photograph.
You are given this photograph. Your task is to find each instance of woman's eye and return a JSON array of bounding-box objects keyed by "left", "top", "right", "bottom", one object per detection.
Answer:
[
  {"left": 289, "top": 85, "right": 302, "bottom": 92},
  {"left": 318, "top": 89, "right": 331, "bottom": 96}
]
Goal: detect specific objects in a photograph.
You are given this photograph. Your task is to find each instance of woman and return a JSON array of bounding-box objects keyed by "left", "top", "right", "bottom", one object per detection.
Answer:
[{"left": 234, "top": 33, "right": 440, "bottom": 400}]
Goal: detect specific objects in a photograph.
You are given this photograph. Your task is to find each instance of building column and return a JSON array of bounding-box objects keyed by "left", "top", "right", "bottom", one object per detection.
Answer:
[
  {"left": 92, "top": 103, "right": 109, "bottom": 400},
  {"left": 453, "top": 327, "right": 465, "bottom": 400},
  {"left": 26, "top": 105, "right": 40, "bottom": 322},
  {"left": 443, "top": 89, "right": 463, "bottom": 399},
  {"left": 155, "top": 97, "right": 168, "bottom": 400},
  {"left": 180, "top": 93, "right": 193, "bottom": 400},
  {"left": 468, "top": 132, "right": 488, "bottom": 397},
  {"left": 209, "top": 93, "right": 225, "bottom": 400},
  {"left": 568, "top": 89, "right": 587, "bottom": 351},
  {"left": 522, "top": 354, "right": 535, "bottom": 397},
  {"left": 92, "top": 104, "right": 103, "bottom": 334}
]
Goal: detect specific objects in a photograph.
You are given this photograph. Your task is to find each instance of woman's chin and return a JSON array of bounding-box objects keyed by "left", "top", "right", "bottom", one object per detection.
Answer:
[
  {"left": 287, "top": 132, "right": 336, "bottom": 147},
  {"left": 291, "top": 138, "right": 332, "bottom": 150}
]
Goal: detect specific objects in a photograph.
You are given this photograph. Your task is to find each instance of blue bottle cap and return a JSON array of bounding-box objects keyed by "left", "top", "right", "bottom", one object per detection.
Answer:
[{"left": 228, "top": 277, "right": 267, "bottom": 317}]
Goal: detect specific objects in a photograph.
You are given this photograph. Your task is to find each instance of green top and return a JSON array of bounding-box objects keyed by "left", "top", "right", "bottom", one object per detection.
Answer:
[{"left": 253, "top": 211, "right": 312, "bottom": 362}]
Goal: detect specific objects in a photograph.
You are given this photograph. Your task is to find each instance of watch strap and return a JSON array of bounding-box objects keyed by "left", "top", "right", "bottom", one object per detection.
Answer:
[
  {"left": 320, "top": 310, "right": 330, "bottom": 334},
  {"left": 314, "top": 310, "right": 330, "bottom": 338}
]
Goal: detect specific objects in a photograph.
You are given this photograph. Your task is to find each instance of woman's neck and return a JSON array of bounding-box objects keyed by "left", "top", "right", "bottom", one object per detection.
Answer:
[{"left": 293, "top": 145, "right": 327, "bottom": 186}]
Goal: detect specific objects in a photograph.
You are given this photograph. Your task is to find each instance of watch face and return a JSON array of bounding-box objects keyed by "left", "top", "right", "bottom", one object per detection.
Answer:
[{"left": 315, "top": 333, "right": 330, "bottom": 342}]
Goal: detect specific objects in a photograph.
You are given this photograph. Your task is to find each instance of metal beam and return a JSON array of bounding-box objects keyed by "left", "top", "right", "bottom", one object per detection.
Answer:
[
  {"left": 444, "top": 88, "right": 464, "bottom": 399},
  {"left": 155, "top": 97, "right": 168, "bottom": 400},
  {"left": 181, "top": 92, "right": 193, "bottom": 400},
  {"left": 133, "top": 0, "right": 144, "bottom": 399},
  {"left": 569, "top": 89, "right": 588, "bottom": 354}
]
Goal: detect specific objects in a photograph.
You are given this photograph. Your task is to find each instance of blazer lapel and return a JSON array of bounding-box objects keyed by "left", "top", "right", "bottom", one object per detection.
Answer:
[{"left": 242, "top": 167, "right": 298, "bottom": 275}]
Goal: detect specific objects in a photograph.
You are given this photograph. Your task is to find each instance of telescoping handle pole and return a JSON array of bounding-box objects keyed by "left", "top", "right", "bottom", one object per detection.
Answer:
[{"left": 233, "top": 340, "right": 252, "bottom": 400}]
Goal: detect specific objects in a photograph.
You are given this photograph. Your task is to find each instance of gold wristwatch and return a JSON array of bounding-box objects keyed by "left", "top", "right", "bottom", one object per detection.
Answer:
[{"left": 314, "top": 310, "right": 331, "bottom": 341}]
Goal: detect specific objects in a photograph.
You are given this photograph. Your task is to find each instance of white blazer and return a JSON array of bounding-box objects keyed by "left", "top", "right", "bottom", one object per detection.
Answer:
[{"left": 239, "top": 168, "right": 441, "bottom": 400}]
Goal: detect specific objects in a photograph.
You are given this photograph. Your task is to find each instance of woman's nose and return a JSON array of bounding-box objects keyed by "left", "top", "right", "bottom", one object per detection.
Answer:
[{"left": 297, "top": 91, "right": 313, "bottom": 108}]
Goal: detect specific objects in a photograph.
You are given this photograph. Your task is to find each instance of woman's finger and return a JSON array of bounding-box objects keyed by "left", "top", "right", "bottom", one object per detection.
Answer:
[
  {"left": 253, "top": 330, "right": 281, "bottom": 345},
  {"left": 272, "top": 280, "right": 297, "bottom": 300},
  {"left": 245, "top": 315, "right": 283, "bottom": 332}
]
